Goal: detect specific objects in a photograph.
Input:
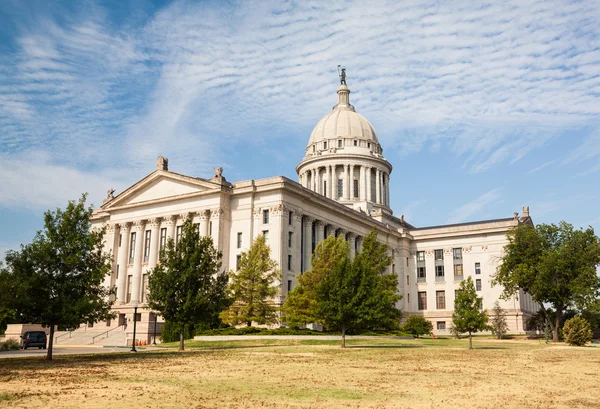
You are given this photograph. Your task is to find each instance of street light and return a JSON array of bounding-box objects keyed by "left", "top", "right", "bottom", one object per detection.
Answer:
[
  {"left": 131, "top": 301, "right": 139, "bottom": 352},
  {"left": 152, "top": 313, "right": 158, "bottom": 345}
]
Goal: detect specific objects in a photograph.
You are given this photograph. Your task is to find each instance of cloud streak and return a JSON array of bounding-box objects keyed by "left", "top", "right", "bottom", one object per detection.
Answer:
[{"left": 448, "top": 188, "right": 502, "bottom": 224}]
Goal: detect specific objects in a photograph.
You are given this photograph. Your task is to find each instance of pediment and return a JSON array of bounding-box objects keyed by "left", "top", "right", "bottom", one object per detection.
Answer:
[{"left": 104, "top": 171, "right": 219, "bottom": 209}]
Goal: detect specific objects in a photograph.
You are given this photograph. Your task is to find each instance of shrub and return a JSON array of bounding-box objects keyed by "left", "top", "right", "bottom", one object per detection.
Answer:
[
  {"left": 401, "top": 315, "right": 433, "bottom": 338},
  {"left": 562, "top": 316, "right": 592, "bottom": 346},
  {"left": 0, "top": 338, "right": 20, "bottom": 351},
  {"left": 161, "top": 321, "right": 196, "bottom": 343}
]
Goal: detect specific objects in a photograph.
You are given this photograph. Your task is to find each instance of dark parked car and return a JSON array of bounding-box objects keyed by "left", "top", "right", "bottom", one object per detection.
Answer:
[{"left": 21, "top": 331, "right": 47, "bottom": 349}]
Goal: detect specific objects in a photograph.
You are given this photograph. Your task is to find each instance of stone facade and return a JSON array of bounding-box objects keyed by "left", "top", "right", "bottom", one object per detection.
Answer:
[{"left": 90, "top": 80, "right": 538, "bottom": 337}]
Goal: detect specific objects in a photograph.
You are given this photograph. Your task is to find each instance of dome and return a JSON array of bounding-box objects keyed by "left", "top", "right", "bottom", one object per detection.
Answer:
[{"left": 307, "top": 85, "right": 378, "bottom": 146}]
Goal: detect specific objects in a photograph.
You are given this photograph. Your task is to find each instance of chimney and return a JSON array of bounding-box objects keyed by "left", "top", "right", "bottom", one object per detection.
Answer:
[
  {"left": 522, "top": 206, "right": 530, "bottom": 218},
  {"left": 514, "top": 212, "right": 519, "bottom": 219},
  {"left": 157, "top": 156, "right": 168, "bottom": 171}
]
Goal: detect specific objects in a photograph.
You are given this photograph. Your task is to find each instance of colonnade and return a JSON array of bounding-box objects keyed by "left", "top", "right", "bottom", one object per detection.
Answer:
[
  {"left": 298, "top": 163, "right": 390, "bottom": 207},
  {"left": 102, "top": 209, "right": 223, "bottom": 306}
]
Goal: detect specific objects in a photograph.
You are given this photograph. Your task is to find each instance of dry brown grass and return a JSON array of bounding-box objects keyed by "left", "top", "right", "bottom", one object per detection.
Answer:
[{"left": 0, "top": 338, "right": 598, "bottom": 408}]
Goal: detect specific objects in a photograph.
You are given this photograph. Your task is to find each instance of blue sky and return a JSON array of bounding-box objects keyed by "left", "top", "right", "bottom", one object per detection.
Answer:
[{"left": 1, "top": 0, "right": 599, "bottom": 259}]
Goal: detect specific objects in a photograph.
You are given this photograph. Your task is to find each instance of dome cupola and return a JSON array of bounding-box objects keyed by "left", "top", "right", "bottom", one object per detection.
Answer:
[{"left": 296, "top": 73, "right": 393, "bottom": 214}]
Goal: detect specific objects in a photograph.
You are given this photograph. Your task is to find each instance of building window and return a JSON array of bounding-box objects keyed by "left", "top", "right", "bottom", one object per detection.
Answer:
[
  {"left": 119, "top": 234, "right": 122, "bottom": 247},
  {"left": 435, "top": 265, "right": 444, "bottom": 278},
  {"left": 134, "top": 313, "right": 141, "bottom": 322},
  {"left": 323, "top": 181, "right": 327, "bottom": 195},
  {"left": 353, "top": 179, "right": 359, "bottom": 198},
  {"left": 454, "top": 264, "right": 464, "bottom": 278},
  {"left": 437, "top": 321, "right": 446, "bottom": 330},
  {"left": 337, "top": 179, "right": 343, "bottom": 198},
  {"left": 407, "top": 293, "right": 410, "bottom": 304},
  {"left": 476, "top": 279, "right": 482, "bottom": 291},
  {"left": 126, "top": 275, "right": 132, "bottom": 303},
  {"left": 418, "top": 291, "right": 427, "bottom": 310},
  {"left": 160, "top": 228, "right": 167, "bottom": 251},
  {"left": 313, "top": 145, "right": 315, "bottom": 152},
  {"left": 263, "top": 209, "right": 269, "bottom": 224},
  {"left": 453, "top": 248, "right": 462, "bottom": 260},
  {"left": 416, "top": 251, "right": 425, "bottom": 262},
  {"left": 370, "top": 173, "right": 376, "bottom": 201},
  {"left": 436, "top": 291, "right": 446, "bottom": 309},
  {"left": 209, "top": 221, "right": 212, "bottom": 236},
  {"left": 417, "top": 266, "right": 426, "bottom": 282},
  {"left": 175, "top": 226, "right": 182, "bottom": 247},
  {"left": 288, "top": 232, "right": 293, "bottom": 248},
  {"left": 434, "top": 249, "right": 443, "bottom": 261},
  {"left": 288, "top": 211, "right": 293, "bottom": 225},
  {"left": 323, "top": 141, "right": 327, "bottom": 149},
  {"left": 141, "top": 274, "right": 148, "bottom": 303},
  {"left": 263, "top": 230, "right": 269, "bottom": 242},
  {"left": 475, "top": 262, "right": 481, "bottom": 275},
  {"left": 392, "top": 264, "right": 395, "bottom": 275},
  {"left": 338, "top": 139, "right": 342, "bottom": 148},
  {"left": 237, "top": 232, "right": 242, "bottom": 249},
  {"left": 143, "top": 230, "right": 151, "bottom": 263},
  {"left": 287, "top": 280, "right": 292, "bottom": 292},
  {"left": 354, "top": 140, "right": 357, "bottom": 146},
  {"left": 236, "top": 255, "right": 241, "bottom": 271},
  {"left": 367, "top": 142, "right": 371, "bottom": 149},
  {"left": 129, "top": 232, "right": 136, "bottom": 264},
  {"left": 406, "top": 275, "right": 409, "bottom": 285},
  {"left": 288, "top": 255, "right": 292, "bottom": 271}
]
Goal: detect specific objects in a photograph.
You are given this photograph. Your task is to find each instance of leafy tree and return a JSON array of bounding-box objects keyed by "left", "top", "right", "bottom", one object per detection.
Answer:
[
  {"left": 452, "top": 277, "right": 489, "bottom": 349},
  {"left": 402, "top": 315, "right": 433, "bottom": 338},
  {"left": 493, "top": 222, "right": 600, "bottom": 342},
  {"left": 490, "top": 301, "right": 509, "bottom": 339},
  {"left": 282, "top": 235, "right": 349, "bottom": 327},
  {"left": 220, "top": 235, "right": 280, "bottom": 327},
  {"left": 562, "top": 316, "right": 593, "bottom": 346},
  {"left": 148, "top": 217, "right": 229, "bottom": 351},
  {"left": 296, "top": 231, "right": 401, "bottom": 348},
  {"left": 1, "top": 194, "right": 114, "bottom": 360}
]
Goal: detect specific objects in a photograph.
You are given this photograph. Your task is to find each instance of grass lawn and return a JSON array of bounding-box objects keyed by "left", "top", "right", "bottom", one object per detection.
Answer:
[{"left": 0, "top": 337, "right": 598, "bottom": 408}]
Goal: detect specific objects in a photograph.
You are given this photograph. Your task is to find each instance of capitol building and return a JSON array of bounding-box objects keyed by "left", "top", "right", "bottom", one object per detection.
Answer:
[{"left": 90, "top": 78, "right": 538, "bottom": 342}]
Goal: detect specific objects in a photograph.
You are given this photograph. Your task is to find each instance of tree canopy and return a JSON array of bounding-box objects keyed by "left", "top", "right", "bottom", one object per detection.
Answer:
[
  {"left": 148, "top": 217, "right": 229, "bottom": 351},
  {"left": 284, "top": 230, "right": 402, "bottom": 347},
  {"left": 452, "top": 277, "right": 489, "bottom": 349},
  {"left": 493, "top": 222, "right": 600, "bottom": 342},
  {"left": 402, "top": 315, "right": 433, "bottom": 338},
  {"left": 1, "top": 194, "right": 114, "bottom": 360},
  {"left": 220, "top": 235, "right": 280, "bottom": 327}
]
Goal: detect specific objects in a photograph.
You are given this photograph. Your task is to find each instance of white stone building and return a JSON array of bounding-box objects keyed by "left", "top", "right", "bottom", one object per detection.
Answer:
[{"left": 90, "top": 80, "right": 537, "bottom": 341}]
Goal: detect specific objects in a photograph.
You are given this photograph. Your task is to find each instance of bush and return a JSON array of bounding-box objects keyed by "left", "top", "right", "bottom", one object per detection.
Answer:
[
  {"left": 401, "top": 315, "right": 433, "bottom": 338},
  {"left": 562, "top": 316, "right": 592, "bottom": 346},
  {"left": 0, "top": 338, "right": 20, "bottom": 351}
]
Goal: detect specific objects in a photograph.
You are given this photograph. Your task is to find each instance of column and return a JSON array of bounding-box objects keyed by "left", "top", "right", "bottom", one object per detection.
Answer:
[
  {"left": 345, "top": 164, "right": 351, "bottom": 200},
  {"left": 315, "top": 220, "right": 325, "bottom": 244},
  {"left": 116, "top": 222, "right": 130, "bottom": 304},
  {"left": 130, "top": 220, "right": 146, "bottom": 304},
  {"left": 348, "top": 233, "right": 356, "bottom": 260},
  {"left": 317, "top": 168, "right": 322, "bottom": 195},
  {"left": 376, "top": 169, "right": 381, "bottom": 204},
  {"left": 350, "top": 165, "right": 355, "bottom": 200},
  {"left": 302, "top": 216, "right": 314, "bottom": 272},
  {"left": 101, "top": 223, "right": 116, "bottom": 290},
  {"left": 147, "top": 218, "right": 161, "bottom": 269},
  {"left": 338, "top": 229, "right": 347, "bottom": 240},
  {"left": 199, "top": 210, "right": 210, "bottom": 237},
  {"left": 293, "top": 213, "right": 303, "bottom": 273},
  {"left": 326, "top": 166, "right": 331, "bottom": 198},
  {"left": 327, "top": 224, "right": 335, "bottom": 237},
  {"left": 387, "top": 174, "right": 391, "bottom": 206},
  {"left": 358, "top": 166, "right": 365, "bottom": 201},
  {"left": 210, "top": 208, "right": 224, "bottom": 251},
  {"left": 366, "top": 167, "right": 372, "bottom": 202},
  {"left": 330, "top": 165, "right": 335, "bottom": 198}
]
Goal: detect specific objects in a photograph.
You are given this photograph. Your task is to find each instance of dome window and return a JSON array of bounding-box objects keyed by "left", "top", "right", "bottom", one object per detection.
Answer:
[
  {"left": 324, "top": 141, "right": 327, "bottom": 149},
  {"left": 354, "top": 140, "right": 357, "bottom": 146},
  {"left": 313, "top": 145, "right": 316, "bottom": 152},
  {"left": 338, "top": 140, "right": 342, "bottom": 148},
  {"left": 367, "top": 142, "right": 371, "bottom": 149}
]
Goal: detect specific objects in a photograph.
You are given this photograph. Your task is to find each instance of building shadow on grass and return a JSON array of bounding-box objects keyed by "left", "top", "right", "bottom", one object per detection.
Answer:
[{"left": 346, "top": 344, "right": 425, "bottom": 349}]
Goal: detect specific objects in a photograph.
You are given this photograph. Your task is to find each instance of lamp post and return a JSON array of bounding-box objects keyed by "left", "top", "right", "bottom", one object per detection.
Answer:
[
  {"left": 152, "top": 313, "right": 157, "bottom": 345},
  {"left": 131, "top": 301, "right": 139, "bottom": 352}
]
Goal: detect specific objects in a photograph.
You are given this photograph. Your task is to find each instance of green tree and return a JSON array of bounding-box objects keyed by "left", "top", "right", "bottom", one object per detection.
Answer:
[
  {"left": 220, "top": 235, "right": 280, "bottom": 327},
  {"left": 562, "top": 316, "right": 593, "bottom": 346},
  {"left": 402, "top": 315, "right": 433, "bottom": 338},
  {"left": 452, "top": 277, "right": 489, "bottom": 349},
  {"left": 493, "top": 222, "right": 600, "bottom": 342},
  {"left": 1, "top": 194, "right": 114, "bottom": 360},
  {"left": 490, "top": 301, "right": 509, "bottom": 339},
  {"left": 303, "top": 231, "right": 401, "bottom": 347},
  {"left": 282, "top": 235, "right": 350, "bottom": 327},
  {"left": 148, "top": 217, "right": 229, "bottom": 351}
]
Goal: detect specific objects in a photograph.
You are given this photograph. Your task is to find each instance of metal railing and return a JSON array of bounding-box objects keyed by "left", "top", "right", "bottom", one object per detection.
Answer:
[
  {"left": 54, "top": 331, "right": 72, "bottom": 344},
  {"left": 92, "top": 325, "right": 125, "bottom": 344}
]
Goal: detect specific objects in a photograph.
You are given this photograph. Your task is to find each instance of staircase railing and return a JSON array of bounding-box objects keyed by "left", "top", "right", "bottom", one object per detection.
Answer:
[
  {"left": 55, "top": 331, "right": 72, "bottom": 344},
  {"left": 92, "top": 325, "right": 125, "bottom": 344}
]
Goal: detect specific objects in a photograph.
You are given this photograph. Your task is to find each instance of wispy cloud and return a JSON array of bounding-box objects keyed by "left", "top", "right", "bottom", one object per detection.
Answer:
[
  {"left": 528, "top": 160, "right": 556, "bottom": 174},
  {"left": 1, "top": 0, "right": 600, "bottom": 210},
  {"left": 448, "top": 188, "right": 502, "bottom": 224}
]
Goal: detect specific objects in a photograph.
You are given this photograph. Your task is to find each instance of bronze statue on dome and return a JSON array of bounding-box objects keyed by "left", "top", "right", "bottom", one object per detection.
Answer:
[{"left": 340, "top": 68, "right": 347, "bottom": 85}]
